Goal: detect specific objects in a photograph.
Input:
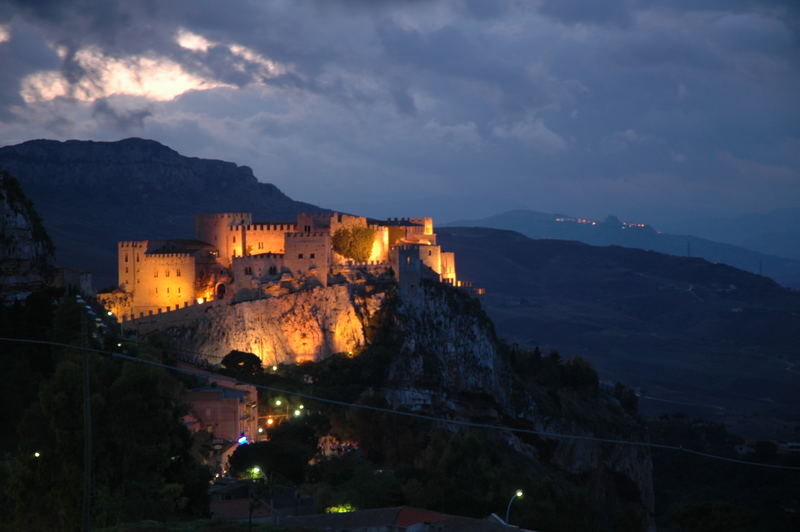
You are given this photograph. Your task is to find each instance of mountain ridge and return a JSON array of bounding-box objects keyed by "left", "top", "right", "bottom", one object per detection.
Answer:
[
  {"left": 0, "top": 138, "right": 325, "bottom": 288},
  {"left": 445, "top": 209, "right": 800, "bottom": 289}
]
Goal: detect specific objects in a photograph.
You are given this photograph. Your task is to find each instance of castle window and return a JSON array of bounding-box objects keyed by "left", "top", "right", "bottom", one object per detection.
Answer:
[
  {"left": 406, "top": 257, "right": 411, "bottom": 264},
  {"left": 167, "top": 287, "right": 170, "bottom": 293},
  {"left": 178, "top": 287, "right": 181, "bottom": 294},
  {"left": 125, "top": 267, "right": 128, "bottom": 273},
  {"left": 245, "top": 266, "right": 253, "bottom": 275},
  {"left": 310, "top": 253, "right": 315, "bottom": 259},
  {"left": 154, "top": 271, "right": 158, "bottom": 278},
  {"left": 166, "top": 270, "right": 170, "bottom": 277},
  {"left": 428, "top": 250, "right": 432, "bottom": 256},
  {"left": 136, "top": 254, "right": 139, "bottom": 262},
  {"left": 155, "top": 287, "right": 158, "bottom": 293},
  {"left": 304, "top": 225, "right": 311, "bottom": 233},
  {"left": 258, "top": 242, "right": 264, "bottom": 250},
  {"left": 233, "top": 236, "right": 236, "bottom": 243},
  {"left": 124, "top": 254, "right": 128, "bottom": 262},
  {"left": 298, "top": 253, "right": 304, "bottom": 259},
  {"left": 176, "top": 269, "right": 181, "bottom": 277},
  {"left": 268, "top": 266, "right": 277, "bottom": 275}
]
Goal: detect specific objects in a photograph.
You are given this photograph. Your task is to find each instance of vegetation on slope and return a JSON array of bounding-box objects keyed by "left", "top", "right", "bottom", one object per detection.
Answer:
[
  {"left": 332, "top": 226, "right": 375, "bottom": 262},
  {"left": 0, "top": 292, "right": 211, "bottom": 531}
]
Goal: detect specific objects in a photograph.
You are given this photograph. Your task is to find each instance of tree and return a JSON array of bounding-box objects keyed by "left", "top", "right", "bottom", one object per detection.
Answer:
[
  {"left": 221, "top": 349, "right": 262, "bottom": 377},
  {"left": 8, "top": 350, "right": 210, "bottom": 529},
  {"left": 332, "top": 226, "right": 375, "bottom": 262}
]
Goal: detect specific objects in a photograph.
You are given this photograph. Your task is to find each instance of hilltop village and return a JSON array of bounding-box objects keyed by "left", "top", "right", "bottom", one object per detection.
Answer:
[{"left": 100, "top": 211, "right": 467, "bottom": 321}]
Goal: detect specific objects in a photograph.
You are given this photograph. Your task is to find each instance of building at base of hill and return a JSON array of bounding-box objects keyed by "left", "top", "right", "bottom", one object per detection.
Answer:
[{"left": 100, "top": 211, "right": 472, "bottom": 321}]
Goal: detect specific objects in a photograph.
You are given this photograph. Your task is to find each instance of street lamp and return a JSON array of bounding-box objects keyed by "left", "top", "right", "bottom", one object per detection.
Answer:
[{"left": 505, "top": 489, "right": 523, "bottom": 523}]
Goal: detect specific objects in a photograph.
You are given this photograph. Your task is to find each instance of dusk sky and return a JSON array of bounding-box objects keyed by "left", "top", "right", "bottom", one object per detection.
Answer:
[{"left": 0, "top": 0, "right": 798, "bottom": 224}]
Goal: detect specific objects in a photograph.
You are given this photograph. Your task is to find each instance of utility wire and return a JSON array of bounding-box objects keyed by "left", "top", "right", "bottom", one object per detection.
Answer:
[{"left": 2, "top": 336, "right": 799, "bottom": 472}]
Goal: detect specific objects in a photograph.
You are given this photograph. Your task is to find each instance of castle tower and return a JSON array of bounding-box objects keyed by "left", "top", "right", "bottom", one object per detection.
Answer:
[{"left": 195, "top": 213, "right": 252, "bottom": 267}]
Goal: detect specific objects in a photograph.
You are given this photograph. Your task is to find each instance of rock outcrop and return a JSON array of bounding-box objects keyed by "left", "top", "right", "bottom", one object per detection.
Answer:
[
  {"left": 136, "top": 282, "right": 387, "bottom": 366},
  {"left": 137, "top": 278, "right": 654, "bottom": 529},
  {"left": 0, "top": 171, "right": 54, "bottom": 302}
]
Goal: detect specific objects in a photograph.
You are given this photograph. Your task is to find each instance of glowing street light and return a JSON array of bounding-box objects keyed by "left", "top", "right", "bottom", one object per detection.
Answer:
[
  {"left": 274, "top": 399, "right": 282, "bottom": 406},
  {"left": 505, "top": 489, "right": 523, "bottom": 523},
  {"left": 271, "top": 365, "right": 278, "bottom": 372},
  {"left": 293, "top": 409, "right": 301, "bottom": 417},
  {"left": 257, "top": 427, "right": 264, "bottom": 433},
  {"left": 33, "top": 452, "right": 40, "bottom": 458},
  {"left": 252, "top": 466, "right": 260, "bottom": 474},
  {"left": 267, "top": 417, "right": 274, "bottom": 425}
]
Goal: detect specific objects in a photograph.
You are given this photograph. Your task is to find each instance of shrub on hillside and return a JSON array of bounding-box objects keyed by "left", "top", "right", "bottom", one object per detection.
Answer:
[{"left": 332, "top": 226, "right": 375, "bottom": 262}]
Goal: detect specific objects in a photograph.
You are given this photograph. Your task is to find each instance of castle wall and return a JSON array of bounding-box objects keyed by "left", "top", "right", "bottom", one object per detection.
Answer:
[
  {"left": 419, "top": 244, "right": 442, "bottom": 275},
  {"left": 409, "top": 217, "right": 434, "bottom": 235},
  {"left": 368, "top": 225, "right": 390, "bottom": 263},
  {"left": 195, "top": 213, "right": 252, "bottom": 267},
  {"left": 242, "top": 223, "right": 295, "bottom": 256},
  {"left": 284, "top": 232, "right": 330, "bottom": 286},
  {"left": 441, "top": 251, "right": 456, "bottom": 284},
  {"left": 297, "top": 212, "right": 365, "bottom": 235},
  {"left": 118, "top": 241, "right": 146, "bottom": 291},
  {"left": 384, "top": 218, "right": 436, "bottom": 246},
  {"left": 131, "top": 253, "right": 197, "bottom": 316},
  {"left": 231, "top": 253, "right": 285, "bottom": 298}
]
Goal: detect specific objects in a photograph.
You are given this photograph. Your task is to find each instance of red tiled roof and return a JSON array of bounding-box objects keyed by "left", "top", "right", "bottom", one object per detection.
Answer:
[{"left": 395, "top": 507, "right": 448, "bottom": 526}]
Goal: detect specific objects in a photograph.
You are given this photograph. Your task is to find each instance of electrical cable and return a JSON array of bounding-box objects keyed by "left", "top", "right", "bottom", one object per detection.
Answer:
[{"left": 2, "top": 336, "right": 799, "bottom": 471}]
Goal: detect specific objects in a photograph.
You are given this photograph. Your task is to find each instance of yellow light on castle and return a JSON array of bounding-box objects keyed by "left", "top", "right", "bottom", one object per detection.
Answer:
[
  {"left": 266, "top": 418, "right": 274, "bottom": 425},
  {"left": 196, "top": 297, "right": 204, "bottom": 304}
]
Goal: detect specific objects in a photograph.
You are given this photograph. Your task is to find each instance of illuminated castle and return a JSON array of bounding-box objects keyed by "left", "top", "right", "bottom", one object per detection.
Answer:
[{"left": 101, "top": 211, "right": 463, "bottom": 321}]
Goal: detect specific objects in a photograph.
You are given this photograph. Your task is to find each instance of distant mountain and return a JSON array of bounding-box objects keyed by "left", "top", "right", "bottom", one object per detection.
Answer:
[
  {"left": 446, "top": 209, "right": 800, "bottom": 289},
  {"left": 661, "top": 208, "right": 800, "bottom": 261},
  {"left": 0, "top": 138, "right": 324, "bottom": 288},
  {"left": 440, "top": 227, "right": 800, "bottom": 438}
]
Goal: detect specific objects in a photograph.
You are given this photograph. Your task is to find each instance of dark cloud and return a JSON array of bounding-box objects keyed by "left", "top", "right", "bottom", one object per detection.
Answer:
[
  {"left": 92, "top": 99, "right": 152, "bottom": 130},
  {"left": 0, "top": 0, "right": 797, "bottom": 224},
  {"left": 538, "top": 0, "right": 635, "bottom": 27}
]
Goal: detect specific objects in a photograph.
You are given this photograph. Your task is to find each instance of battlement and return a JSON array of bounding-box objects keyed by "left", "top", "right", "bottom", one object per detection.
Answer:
[
  {"left": 341, "top": 260, "right": 390, "bottom": 267},
  {"left": 286, "top": 232, "right": 328, "bottom": 238},
  {"left": 243, "top": 223, "right": 296, "bottom": 231},
  {"left": 144, "top": 252, "right": 193, "bottom": 259},
  {"left": 233, "top": 252, "right": 285, "bottom": 262},
  {"left": 119, "top": 241, "right": 146, "bottom": 248},
  {"left": 395, "top": 243, "right": 431, "bottom": 251}
]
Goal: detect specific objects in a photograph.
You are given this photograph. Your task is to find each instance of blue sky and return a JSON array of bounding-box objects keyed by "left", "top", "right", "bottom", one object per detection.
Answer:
[{"left": 0, "top": 0, "right": 797, "bottom": 224}]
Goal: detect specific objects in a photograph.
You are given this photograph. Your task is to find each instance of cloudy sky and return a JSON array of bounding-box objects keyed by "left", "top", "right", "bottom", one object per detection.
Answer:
[{"left": 0, "top": 0, "right": 798, "bottom": 224}]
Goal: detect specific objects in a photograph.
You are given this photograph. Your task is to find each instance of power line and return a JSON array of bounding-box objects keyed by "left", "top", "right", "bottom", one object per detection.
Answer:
[{"left": 2, "top": 336, "right": 799, "bottom": 472}]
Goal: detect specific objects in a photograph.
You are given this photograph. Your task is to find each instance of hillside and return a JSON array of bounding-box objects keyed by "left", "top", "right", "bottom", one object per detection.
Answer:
[
  {"left": 446, "top": 209, "right": 800, "bottom": 288},
  {"left": 439, "top": 227, "right": 800, "bottom": 439},
  {"left": 0, "top": 138, "right": 323, "bottom": 288},
  {"left": 0, "top": 171, "right": 54, "bottom": 301},
  {"left": 662, "top": 208, "right": 800, "bottom": 261}
]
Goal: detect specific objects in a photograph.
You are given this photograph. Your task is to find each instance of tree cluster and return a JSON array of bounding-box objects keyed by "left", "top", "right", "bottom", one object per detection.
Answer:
[
  {"left": 332, "top": 226, "right": 375, "bottom": 262},
  {"left": 0, "top": 292, "right": 210, "bottom": 531}
]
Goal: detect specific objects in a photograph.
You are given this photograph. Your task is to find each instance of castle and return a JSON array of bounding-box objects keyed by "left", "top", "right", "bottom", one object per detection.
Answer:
[{"left": 101, "top": 211, "right": 467, "bottom": 321}]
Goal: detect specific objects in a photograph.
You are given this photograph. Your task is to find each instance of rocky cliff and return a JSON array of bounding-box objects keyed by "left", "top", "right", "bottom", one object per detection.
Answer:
[
  {"left": 136, "top": 277, "right": 654, "bottom": 530},
  {"left": 134, "top": 280, "right": 388, "bottom": 366},
  {"left": 0, "top": 171, "right": 54, "bottom": 302}
]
